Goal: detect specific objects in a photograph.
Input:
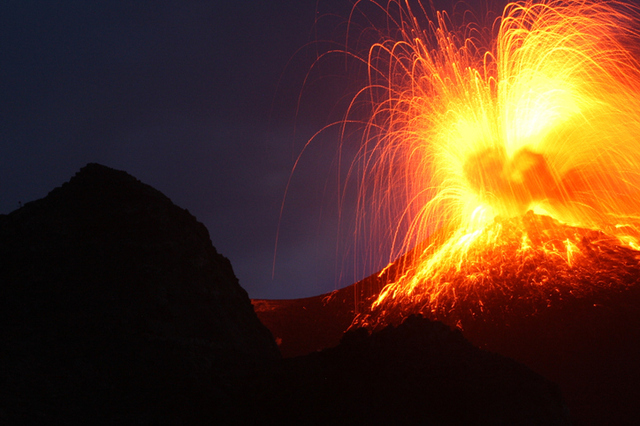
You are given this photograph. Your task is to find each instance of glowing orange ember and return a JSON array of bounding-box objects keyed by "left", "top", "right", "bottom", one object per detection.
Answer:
[{"left": 343, "top": 0, "right": 640, "bottom": 329}]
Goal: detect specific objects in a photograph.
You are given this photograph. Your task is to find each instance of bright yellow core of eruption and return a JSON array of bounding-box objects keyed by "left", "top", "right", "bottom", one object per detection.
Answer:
[{"left": 351, "top": 0, "right": 640, "bottom": 324}]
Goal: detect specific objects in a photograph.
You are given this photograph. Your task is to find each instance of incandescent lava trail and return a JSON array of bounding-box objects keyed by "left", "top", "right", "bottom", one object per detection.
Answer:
[{"left": 337, "top": 0, "right": 640, "bottom": 329}]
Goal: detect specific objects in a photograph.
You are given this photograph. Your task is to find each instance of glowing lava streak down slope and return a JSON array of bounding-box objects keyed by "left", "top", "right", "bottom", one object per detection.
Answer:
[{"left": 346, "top": 0, "right": 640, "bottom": 329}]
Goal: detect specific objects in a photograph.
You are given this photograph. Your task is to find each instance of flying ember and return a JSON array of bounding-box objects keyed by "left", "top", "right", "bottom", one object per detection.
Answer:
[{"left": 343, "top": 0, "right": 640, "bottom": 329}]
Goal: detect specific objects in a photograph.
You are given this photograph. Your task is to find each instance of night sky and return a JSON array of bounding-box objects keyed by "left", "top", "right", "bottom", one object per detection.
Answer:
[
  {"left": 0, "top": 0, "right": 370, "bottom": 299},
  {"left": 1, "top": 0, "right": 495, "bottom": 299}
]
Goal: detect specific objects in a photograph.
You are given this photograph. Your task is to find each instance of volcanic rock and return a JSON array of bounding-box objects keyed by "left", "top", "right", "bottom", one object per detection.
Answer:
[
  {"left": 0, "top": 163, "right": 279, "bottom": 423},
  {"left": 235, "top": 315, "right": 570, "bottom": 425}
]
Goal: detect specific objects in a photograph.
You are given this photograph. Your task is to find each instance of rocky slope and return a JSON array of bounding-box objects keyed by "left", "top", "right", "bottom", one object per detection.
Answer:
[
  {"left": 234, "top": 314, "right": 569, "bottom": 425},
  {"left": 0, "top": 163, "right": 279, "bottom": 423}
]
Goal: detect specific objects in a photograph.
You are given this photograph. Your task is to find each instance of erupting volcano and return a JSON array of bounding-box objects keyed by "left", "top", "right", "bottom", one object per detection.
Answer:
[{"left": 340, "top": 0, "right": 640, "bottom": 331}]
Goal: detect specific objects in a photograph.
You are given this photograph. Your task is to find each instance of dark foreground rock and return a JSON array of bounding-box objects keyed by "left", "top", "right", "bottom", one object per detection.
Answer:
[
  {"left": 0, "top": 164, "right": 569, "bottom": 424},
  {"left": 0, "top": 164, "right": 279, "bottom": 423},
  {"left": 233, "top": 314, "right": 570, "bottom": 425}
]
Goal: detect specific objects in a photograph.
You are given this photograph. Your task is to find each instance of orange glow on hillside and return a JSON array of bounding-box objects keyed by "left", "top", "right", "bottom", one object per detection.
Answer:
[{"left": 343, "top": 0, "right": 640, "bottom": 329}]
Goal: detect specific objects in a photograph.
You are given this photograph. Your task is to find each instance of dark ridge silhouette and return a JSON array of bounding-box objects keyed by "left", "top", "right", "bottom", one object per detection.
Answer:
[
  {"left": 0, "top": 164, "right": 569, "bottom": 424},
  {"left": 234, "top": 314, "right": 569, "bottom": 425},
  {"left": 0, "top": 163, "right": 279, "bottom": 423}
]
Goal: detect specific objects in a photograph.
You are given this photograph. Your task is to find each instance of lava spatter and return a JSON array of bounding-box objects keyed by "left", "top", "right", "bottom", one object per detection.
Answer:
[{"left": 341, "top": 0, "right": 640, "bottom": 329}]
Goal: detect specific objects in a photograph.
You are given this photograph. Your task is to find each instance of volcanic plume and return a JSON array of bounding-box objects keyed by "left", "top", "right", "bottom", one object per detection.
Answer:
[{"left": 338, "top": 0, "right": 640, "bottom": 331}]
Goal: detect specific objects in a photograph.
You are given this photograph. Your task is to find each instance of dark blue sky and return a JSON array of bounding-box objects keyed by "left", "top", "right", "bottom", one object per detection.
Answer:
[
  {"left": 1, "top": 0, "right": 497, "bottom": 299},
  {"left": 0, "top": 0, "right": 369, "bottom": 299}
]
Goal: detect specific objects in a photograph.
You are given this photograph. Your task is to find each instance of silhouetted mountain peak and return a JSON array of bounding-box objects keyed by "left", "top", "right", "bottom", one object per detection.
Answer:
[{"left": 0, "top": 163, "right": 279, "bottom": 423}]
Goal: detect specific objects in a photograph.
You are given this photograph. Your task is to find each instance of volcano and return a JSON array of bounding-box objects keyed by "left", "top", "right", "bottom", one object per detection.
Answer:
[
  {"left": 1, "top": 164, "right": 569, "bottom": 424},
  {"left": 255, "top": 212, "right": 640, "bottom": 425},
  {"left": 255, "top": 1, "right": 640, "bottom": 423}
]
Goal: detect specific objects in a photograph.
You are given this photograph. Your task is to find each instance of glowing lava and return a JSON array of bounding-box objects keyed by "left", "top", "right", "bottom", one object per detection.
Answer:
[{"left": 344, "top": 0, "right": 640, "bottom": 329}]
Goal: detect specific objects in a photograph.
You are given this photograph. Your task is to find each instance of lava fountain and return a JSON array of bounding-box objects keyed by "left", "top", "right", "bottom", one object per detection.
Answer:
[{"left": 343, "top": 0, "right": 640, "bottom": 330}]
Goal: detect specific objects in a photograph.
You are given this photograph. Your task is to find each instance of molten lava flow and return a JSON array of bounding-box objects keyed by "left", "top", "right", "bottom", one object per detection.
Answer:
[{"left": 345, "top": 0, "right": 640, "bottom": 329}]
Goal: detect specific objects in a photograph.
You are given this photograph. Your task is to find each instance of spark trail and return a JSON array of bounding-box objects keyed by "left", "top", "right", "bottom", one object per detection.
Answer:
[{"left": 340, "top": 0, "right": 640, "bottom": 329}]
